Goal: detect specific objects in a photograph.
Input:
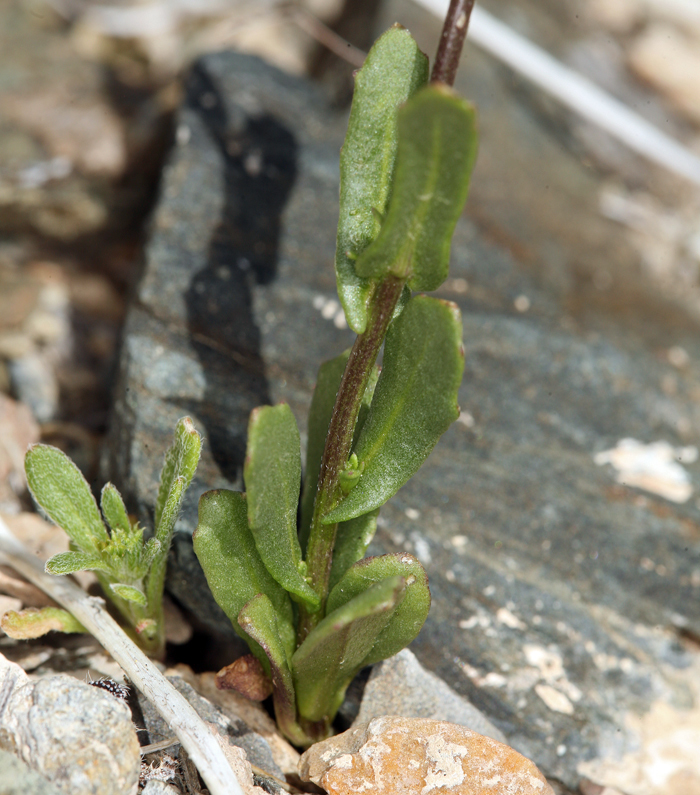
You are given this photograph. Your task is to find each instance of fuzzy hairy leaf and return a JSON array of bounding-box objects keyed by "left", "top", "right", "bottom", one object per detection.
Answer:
[
  {"left": 147, "top": 418, "right": 201, "bottom": 618},
  {"left": 354, "top": 85, "right": 478, "bottom": 291},
  {"left": 154, "top": 417, "right": 201, "bottom": 530},
  {"left": 25, "top": 445, "right": 108, "bottom": 554},
  {"left": 156, "top": 476, "right": 185, "bottom": 548},
  {"left": 1, "top": 607, "right": 86, "bottom": 639},
  {"left": 110, "top": 583, "right": 147, "bottom": 606},
  {"left": 299, "top": 352, "right": 379, "bottom": 551},
  {"left": 292, "top": 576, "right": 405, "bottom": 722},
  {"left": 45, "top": 550, "right": 108, "bottom": 576},
  {"left": 245, "top": 405, "right": 318, "bottom": 608},
  {"left": 324, "top": 296, "right": 464, "bottom": 523},
  {"left": 335, "top": 25, "right": 429, "bottom": 333},
  {"left": 238, "top": 594, "right": 307, "bottom": 747},
  {"left": 327, "top": 552, "right": 430, "bottom": 665},
  {"left": 101, "top": 483, "right": 131, "bottom": 533},
  {"left": 193, "top": 489, "right": 295, "bottom": 659}
]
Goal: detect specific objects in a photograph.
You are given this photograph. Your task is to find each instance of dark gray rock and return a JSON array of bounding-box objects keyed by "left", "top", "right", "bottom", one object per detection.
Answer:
[
  {"left": 136, "top": 675, "right": 283, "bottom": 779},
  {"left": 352, "top": 649, "right": 506, "bottom": 744},
  {"left": 106, "top": 34, "right": 700, "bottom": 794}
]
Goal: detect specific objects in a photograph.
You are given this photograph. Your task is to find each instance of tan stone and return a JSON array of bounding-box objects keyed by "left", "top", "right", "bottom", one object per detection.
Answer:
[
  {"left": 299, "top": 717, "right": 554, "bottom": 795},
  {"left": 0, "top": 512, "right": 96, "bottom": 591},
  {"left": 0, "top": 393, "right": 39, "bottom": 511},
  {"left": 628, "top": 24, "right": 700, "bottom": 124}
]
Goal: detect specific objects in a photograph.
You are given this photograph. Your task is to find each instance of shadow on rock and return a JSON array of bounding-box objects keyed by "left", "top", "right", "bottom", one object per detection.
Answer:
[{"left": 184, "top": 63, "right": 298, "bottom": 481}]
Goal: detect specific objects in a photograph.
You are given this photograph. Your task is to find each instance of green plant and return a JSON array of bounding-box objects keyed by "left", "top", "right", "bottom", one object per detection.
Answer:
[
  {"left": 18, "top": 417, "right": 201, "bottom": 658},
  {"left": 193, "top": 23, "right": 478, "bottom": 746}
]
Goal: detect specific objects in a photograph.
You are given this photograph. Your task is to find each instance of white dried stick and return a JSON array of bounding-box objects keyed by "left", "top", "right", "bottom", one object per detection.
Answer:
[
  {"left": 415, "top": 0, "right": 700, "bottom": 187},
  {"left": 0, "top": 515, "right": 244, "bottom": 795}
]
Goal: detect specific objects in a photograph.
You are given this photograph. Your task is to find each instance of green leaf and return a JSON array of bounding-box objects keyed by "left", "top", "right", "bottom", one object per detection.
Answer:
[
  {"left": 45, "top": 551, "right": 108, "bottom": 575},
  {"left": 193, "top": 489, "right": 295, "bottom": 659},
  {"left": 299, "top": 352, "right": 379, "bottom": 551},
  {"left": 336, "top": 25, "right": 429, "bottom": 333},
  {"left": 25, "top": 445, "right": 108, "bottom": 554},
  {"left": 155, "top": 476, "right": 185, "bottom": 548},
  {"left": 101, "top": 483, "right": 131, "bottom": 533},
  {"left": 324, "top": 296, "right": 464, "bottom": 523},
  {"left": 292, "top": 576, "right": 406, "bottom": 722},
  {"left": 238, "top": 594, "right": 307, "bottom": 747},
  {"left": 1, "top": 607, "right": 86, "bottom": 639},
  {"left": 328, "top": 509, "right": 379, "bottom": 592},
  {"left": 154, "top": 417, "right": 201, "bottom": 530},
  {"left": 142, "top": 537, "right": 161, "bottom": 569},
  {"left": 110, "top": 583, "right": 147, "bottom": 606},
  {"left": 354, "top": 84, "right": 478, "bottom": 291},
  {"left": 245, "top": 405, "right": 318, "bottom": 608},
  {"left": 327, "top": 552, "right": 430, "bottom": 665}
]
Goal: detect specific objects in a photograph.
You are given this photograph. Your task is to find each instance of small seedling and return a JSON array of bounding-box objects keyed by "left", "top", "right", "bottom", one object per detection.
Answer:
[
  {"left": 193, "top": 23, "right": 478, "bottom": 746},
  {"left": 14, "top": 417, "right": 201, "bottom": 658}
]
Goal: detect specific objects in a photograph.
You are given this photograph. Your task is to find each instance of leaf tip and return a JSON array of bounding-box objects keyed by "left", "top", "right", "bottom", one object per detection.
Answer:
[{"left": 178, "top": 416, "right": 198, "bottom": 435}]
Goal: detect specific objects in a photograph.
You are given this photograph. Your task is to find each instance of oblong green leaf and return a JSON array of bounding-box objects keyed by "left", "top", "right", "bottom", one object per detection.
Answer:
[
  {"left": 1, "top": 607, "right": 86, "bottom": 639},
  {"left": 101, "top": 483, "right": 131, "bottom": 533},
  {"left": 292, "top": 576, "right": 405, "bottom": 723},
  {"left": 299, "top": 352, "right": 379, "bottom": 551},
  {"left": 155, "top": 476, "right": 185, "bottom": 548},
  {"left": 354, "top": 84, "right": 478, "bottom": 291},
  {"left": 45, "top": 551, "right": 108, "bottom": 575},
  {"left": 245, "top": 404, "right": 318, "bottom": 608},
  {"left": 154, "top": 417, "right": 201, "bottom": 530},
  {"left": 323, "top": 296, "right": 464, "bottom": 523},
  {"left": 193, "top": 489, "right": 295, "bottom": 658},
  {"left": 25, "top": 444, "right": 108, "bottom": 554},
  {"left": 110, "top": 583, "right": 147, "bottom": 606},
  {"left": 335, "top": 25, "right": 429, "bottom": 333},
  {"left": 238, "top": 594, "right": 307, "bottom": 747},
  {"left": 328, "top": 509, "right": 379, "bottom": 592},
  {"left": 327, "top": 552, "right": 430, "bottom": 665}
]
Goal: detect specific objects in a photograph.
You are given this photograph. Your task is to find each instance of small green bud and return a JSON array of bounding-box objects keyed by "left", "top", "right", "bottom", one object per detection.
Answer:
[{"left": 339, "top": 454, "right": 364, "bottom": 494}]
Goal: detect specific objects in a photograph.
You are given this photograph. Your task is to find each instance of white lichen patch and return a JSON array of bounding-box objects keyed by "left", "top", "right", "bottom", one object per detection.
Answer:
[
  {"left": 594, "top": 438, "right": 696, "bottom": 503},
  {"left": 535, "top": 684, "right": 575, "bottom": 715},
  {"left": 331, "top": 754, "right": 354, "bottom": 771},
  {"left": 496, "top": 607, "right": 526, "bottom": 630},
  {"left": 421, "top": 734, "right": 467, "bottom": 793},
  {"left": 312, "top": 294, "right": 348, "bottom": 329}
]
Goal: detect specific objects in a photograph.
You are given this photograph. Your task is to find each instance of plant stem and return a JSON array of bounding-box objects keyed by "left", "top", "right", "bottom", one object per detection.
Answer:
[
  {"left": 299, "top": 276, "right": 405, "bottom": 641},
  {"left": 431, "top": 0, "right": 475, "bottom": 87}
]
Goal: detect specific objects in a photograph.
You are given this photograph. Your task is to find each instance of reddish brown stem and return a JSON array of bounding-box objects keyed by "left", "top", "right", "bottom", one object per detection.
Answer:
[
  {"left": 298, "top": 277, "right": 405, "bottom": 642},
  {"left": 431, "top": 0, "right": 475, "bottom": 87}
]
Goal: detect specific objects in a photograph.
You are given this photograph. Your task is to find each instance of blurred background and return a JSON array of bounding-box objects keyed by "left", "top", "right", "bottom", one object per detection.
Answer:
[{"left": 0, "top": 0, "right": 699, "bottom": 511}]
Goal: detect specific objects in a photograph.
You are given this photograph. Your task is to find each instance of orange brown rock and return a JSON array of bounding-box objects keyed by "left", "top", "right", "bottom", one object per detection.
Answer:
[
  {"left": 299, "top": 716, "right": 554, "bottom": 795},
  {"left": 216, "top": 654, "right": 273, "bottom": 701}
]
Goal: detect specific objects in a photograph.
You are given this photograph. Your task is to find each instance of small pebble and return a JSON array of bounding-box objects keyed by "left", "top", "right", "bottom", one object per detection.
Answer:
[{"left": 300, "top": 716, "right": 553, "bottom": 794}]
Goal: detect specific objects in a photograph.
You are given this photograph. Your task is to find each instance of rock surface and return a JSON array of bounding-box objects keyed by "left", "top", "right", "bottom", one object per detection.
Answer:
[
  {"left": 0, "top": 652, "right": 140, "bottom": 795},
  {"left": 0, "top": 748, "right": 62, "bottom": 795},
  {"left": 171, "top": 665, "right": 300, "bottom": 777},
  {"left": 135, "top": 673, "right": 284, "bottom": 780},
  {"left": 353, "top": 649, "right": 506, "bottom": 744},
  {"left": 105, "top": 13, "right": 700, "bottom": 794},
  {"left": 299, "top": 717, "right": 554, "bottom": 795},
  {"left": 140, "top": 782, "right": 181, "bottom": 795},
  {"left": 0, "top": 393, "right": 39, "bottom": 512}
]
